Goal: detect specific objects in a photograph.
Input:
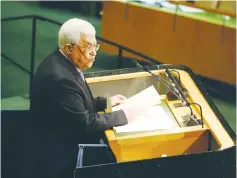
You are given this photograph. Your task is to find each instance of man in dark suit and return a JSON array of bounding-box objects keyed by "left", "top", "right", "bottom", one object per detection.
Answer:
[{"left": 29, "top": 18, "right": 138, "bottom": 178}]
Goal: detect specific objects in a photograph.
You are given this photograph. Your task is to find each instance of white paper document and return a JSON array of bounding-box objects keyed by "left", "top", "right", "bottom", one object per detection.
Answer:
[
  {"left": 112, "top": 85, "right": 161, "bottom": 111},
  {"left": 113, "top": 105, "right": 174, "bottom": 133},
  {"left": 112, "top": 85, "right": 174, "bottom": 133}
]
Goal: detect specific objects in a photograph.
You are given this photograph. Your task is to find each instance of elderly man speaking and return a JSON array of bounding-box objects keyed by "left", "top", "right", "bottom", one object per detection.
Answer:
[{"left": 29, "top": 18, "right": 143, "bottom": 178}]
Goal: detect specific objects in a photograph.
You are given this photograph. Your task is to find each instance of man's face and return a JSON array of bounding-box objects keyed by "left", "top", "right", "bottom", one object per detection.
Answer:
[{"left": 70, "top": 33, "right": 97, "bottom": 70}]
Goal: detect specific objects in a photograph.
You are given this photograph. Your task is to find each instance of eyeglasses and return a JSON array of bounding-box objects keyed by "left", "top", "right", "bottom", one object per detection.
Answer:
[
  {"left": 73, "top": 43, "right": 100, "bottom": 52},
  {"left": 86, "top": 44, "right": 100, "bottom": 52}
]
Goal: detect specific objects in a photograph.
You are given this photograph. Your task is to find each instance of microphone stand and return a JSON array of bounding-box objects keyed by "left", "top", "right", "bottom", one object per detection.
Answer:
[
  {"left": 163, "top": 66, "right": 204, "bottom": 128},
  {"left": 164, "top": 66, "right": 190, "bottom": 106},
  {"left": 132, "top": 60, "right": 184, "bottom": 102},
  {"left": 132, "top": 60, "right": 204, "bottom": 128}
]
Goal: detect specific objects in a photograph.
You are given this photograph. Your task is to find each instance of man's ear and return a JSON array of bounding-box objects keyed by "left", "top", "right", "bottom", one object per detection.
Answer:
[{"left": 65, "top": 44, "right": 72, "bottom": 54}]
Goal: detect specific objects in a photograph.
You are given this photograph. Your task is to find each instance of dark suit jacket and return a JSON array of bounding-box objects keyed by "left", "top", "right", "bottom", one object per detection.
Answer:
[{"left": 26, "top": 49, "right": 127, "bottom": 178}]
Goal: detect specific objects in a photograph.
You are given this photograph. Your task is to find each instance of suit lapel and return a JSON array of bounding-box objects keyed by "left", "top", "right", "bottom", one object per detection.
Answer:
[
  {"left": 85, "top": 80, "right": 98, "bottom": 111},
  {"left": 56, "top": 49, "right": 95, "bottom": 104},
  {"left": 84, "top": 80, "right": 94, "bottom": 100},
  {"left": 69, "top": 70, "right": 93, "bottom": 101}
]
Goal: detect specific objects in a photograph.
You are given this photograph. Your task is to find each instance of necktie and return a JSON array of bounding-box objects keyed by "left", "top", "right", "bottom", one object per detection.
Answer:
[{"left": 79, "top": 71, "right": 85, "bottom": 82}]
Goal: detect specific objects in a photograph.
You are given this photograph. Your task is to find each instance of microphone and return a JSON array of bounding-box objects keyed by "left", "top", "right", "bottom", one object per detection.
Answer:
[
  {"left": 132, "top": 60, "right": 172, "bottom": 85},
  {"left": 163, "top": 66, "right": 204, "bottom": 127},
  {"left": 131, "top": 59, "right": 142, "bottom": 68},
  {"left": 132, "top": 60, "right": 204, "bottom": 128},
  {"left": 164, "top": 66, "right": 190, "bottom": 106},
  {"left": 131, "top": 60, "right": 184, "bottom": 102}
]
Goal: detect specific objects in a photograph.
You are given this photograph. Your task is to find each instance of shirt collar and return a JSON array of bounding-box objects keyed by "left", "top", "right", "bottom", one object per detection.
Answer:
[{"left": 59, "top": 49, "right": 81, "bottom": 73}]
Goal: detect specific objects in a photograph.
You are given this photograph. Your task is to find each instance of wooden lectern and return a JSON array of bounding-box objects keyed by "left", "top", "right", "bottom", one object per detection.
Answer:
[{"left": 85, "top": 65, "right": 235, "bottom": 163}]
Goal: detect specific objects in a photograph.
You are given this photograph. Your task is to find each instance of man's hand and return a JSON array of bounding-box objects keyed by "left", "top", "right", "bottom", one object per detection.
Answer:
[{"left": 110, "top": 94, "right": 127, "bottom": 107}]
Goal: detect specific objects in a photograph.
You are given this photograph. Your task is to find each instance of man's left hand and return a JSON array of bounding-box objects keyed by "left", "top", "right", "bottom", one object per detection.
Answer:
[{"left": 110, "top": 94, "right": 127, "bottom": 107}]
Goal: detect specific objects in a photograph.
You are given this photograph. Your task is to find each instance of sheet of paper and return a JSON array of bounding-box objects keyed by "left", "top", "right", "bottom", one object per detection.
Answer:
[
  {"left": 113, "top": 105, "right": 174, "bottom": 133},
  {"left": 112, "top": 85, "right": 161, "bottom": 111}
]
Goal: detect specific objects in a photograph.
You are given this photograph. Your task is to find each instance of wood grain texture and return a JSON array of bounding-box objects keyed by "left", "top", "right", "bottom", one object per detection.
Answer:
[{"left": 101, "top": 1, "right": 236, "bottom": 84}]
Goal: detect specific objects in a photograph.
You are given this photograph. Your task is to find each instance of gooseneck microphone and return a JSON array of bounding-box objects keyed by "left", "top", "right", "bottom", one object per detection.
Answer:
[
  {"left": 132, "top": 60, "right": 204, "bottom": 128},
  {"left": 164, "top": 66, "right": 190, "bottom": 106},
  {"left": 131, "top": 60, "right": 184, "bottom": 102}
]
